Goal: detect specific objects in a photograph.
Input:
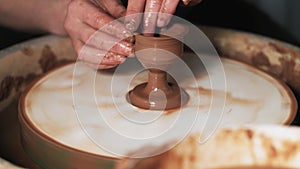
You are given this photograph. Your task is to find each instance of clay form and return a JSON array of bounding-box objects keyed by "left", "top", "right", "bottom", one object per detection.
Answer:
[{"left": 128, "top": 35, "right": 189, "bottom": 110}]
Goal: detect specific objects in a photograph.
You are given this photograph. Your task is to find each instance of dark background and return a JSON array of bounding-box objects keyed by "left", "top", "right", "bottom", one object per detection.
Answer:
[
  {"left": 1, "top": 0, "right": 299, "bottom": 50},
  {"left": 176, "top": 0, "right": 300, "bottom": 46}
]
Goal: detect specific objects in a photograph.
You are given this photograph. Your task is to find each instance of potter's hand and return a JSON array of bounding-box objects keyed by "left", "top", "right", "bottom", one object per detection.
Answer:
[
  {"left": 125, "top": 0, "right": 202, "bottom": 33},
  {"left": 64, "top": 0, "right": 134, "bottom": 69}
]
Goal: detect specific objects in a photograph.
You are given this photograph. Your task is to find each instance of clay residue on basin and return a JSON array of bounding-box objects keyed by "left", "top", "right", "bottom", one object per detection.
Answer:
[
  {"left": 116, "top": 126, "right": 300, "bottom": 169},
  {"left": 201, "top": 26, "right": 300, "bottom": 96}
]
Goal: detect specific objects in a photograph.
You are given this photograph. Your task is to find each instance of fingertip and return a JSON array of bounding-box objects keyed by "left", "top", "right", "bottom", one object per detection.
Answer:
[
  {"left": 124, "top": 36, "right": 135, "bottom": 43},
  {"left": 128, "top": 53, "right": 135, "bottom": 58},
  {"left": 157, "top": 0, "right": 179, "bottom": 27},
  {"left": 180, "top": 0, "right": 202, "bottom": 6},
  {"left": 83, "top": 60, "right": 120, "bottom": 70},
  {"left": 100, "top": 52, "right": 127, "bottom": 65},
  {"left": 98, "top": 64, "right": 118, "bottom": 69},
  {"left": 157, "top": 13, "right": 174, "bottom": 28},
  {"left": 83, "top": 62, "right": 99, "bottom": 69},
  {"left": 182, "top": 0, "right": 190, "bottom": 5},
  {"left": 115, "top": 55, "right": 127, "bottom": 63},
  {"left": 125, "top": 20, "right": 137, "bottom": 32},
  {"left": 125, "top": 0, "right": 145, "bottom": 31},
  {"left": 124, "top": 15, "right": 141, "bottom": 32},
  {"left": 157, "top": 17, "right": 169, "bottom": 27},
  {"left": 113, "top": 41, "right": 133, "bottom": 56}
]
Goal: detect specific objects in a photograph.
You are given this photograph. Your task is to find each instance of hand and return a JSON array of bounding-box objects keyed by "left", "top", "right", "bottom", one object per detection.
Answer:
[
  {"left": 125, "top": 0, "right": 202, "bottom": 34},
  {"left": 64, "top": 0, "right": 134, "bottom": 69}
]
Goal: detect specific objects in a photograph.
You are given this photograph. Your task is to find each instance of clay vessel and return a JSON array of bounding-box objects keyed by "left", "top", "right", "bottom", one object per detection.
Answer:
[{"left": 128, "top": 35, "right": 189, "bottom": 110}]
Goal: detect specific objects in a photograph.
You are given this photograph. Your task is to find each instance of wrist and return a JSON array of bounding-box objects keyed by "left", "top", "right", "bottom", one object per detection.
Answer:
[{"left": 43, "top": 0, "right": 73, "bottom": 35}]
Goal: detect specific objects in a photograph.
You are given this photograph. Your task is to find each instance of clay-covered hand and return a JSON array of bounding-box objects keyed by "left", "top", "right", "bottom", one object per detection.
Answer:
[
  {"left": 125, "top": 0, "right": 202, "bottom": 33},
  {"left": 64, "top": 0, "right": 134, "bottom": 69}
]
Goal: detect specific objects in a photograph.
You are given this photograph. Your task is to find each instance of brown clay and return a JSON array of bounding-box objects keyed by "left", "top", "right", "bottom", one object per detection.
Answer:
[{"left": 128, "top": 35, "right": 189, "bottom": 110}]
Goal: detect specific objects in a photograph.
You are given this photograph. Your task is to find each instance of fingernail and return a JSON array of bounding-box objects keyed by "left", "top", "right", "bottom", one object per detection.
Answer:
[
  {"left": 125, "top": 19, "right": 137, "bottom": 32},
  {"left": 126, "top": 22, "right": 135, "bottom": 31}
]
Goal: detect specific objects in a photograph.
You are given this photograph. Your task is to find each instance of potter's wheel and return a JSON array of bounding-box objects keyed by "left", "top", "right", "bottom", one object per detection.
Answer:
[{"left": 19, "top": 50, "right": 297, "bottom": 168}]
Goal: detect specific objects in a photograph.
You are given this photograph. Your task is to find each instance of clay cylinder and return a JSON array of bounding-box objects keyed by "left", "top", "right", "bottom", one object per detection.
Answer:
[{"left": 134, "top": 35, "right": 183, "bottom": 71}]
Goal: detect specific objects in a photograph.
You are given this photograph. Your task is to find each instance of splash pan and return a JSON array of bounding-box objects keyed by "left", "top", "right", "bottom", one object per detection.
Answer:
[{"left": 19, "top": 53, "right": 297, "bottom": 169}]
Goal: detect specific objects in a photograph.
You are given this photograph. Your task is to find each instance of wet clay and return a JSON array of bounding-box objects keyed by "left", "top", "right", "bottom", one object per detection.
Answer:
[{"left": 128, "top": 35, "right": 189, "bottom": 110}]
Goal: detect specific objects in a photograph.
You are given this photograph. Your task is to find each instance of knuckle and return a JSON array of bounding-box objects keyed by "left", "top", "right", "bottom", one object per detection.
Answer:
[{"left": 63, "top": 20, "right": 71, "bottom": 31}]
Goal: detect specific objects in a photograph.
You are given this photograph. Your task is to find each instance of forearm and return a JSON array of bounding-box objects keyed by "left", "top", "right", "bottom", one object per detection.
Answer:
[{"left": 0, "top": 0, "right": 72, "bottom": 35}]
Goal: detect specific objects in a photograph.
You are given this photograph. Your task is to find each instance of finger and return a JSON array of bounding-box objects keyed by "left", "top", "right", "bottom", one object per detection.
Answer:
[
  {"left": 180, "top": 0, "right": 202, "bottom": 6},
  {"left": 143, "top": 0, "right": 164, "bottom": 35},
  {"left": 66, "top": 21, "right": 96, "bottom": 47},
  {"left": 72, "top": 38, "right": 125, "bottom": 66},
  {"left": 98, "top": 65, "right": 118, "bottom": 69},
  {"left": 70, "top": 21, "right": 132, "bottom": 57},
  {"left": 88, "top": 30, "right": 133, "bottom": 56},
  {"left": 98, "top": 0, "right": 126, "bottom": 18},
  {"left": 79, "top": 45, "right": 126, "bottom": 65},
  {"left": 101, "top": 52, "right": 127, "bottom": 65},
  {"left": 125, "top": 0, "right": 146, "bottom": 32},
  {"left": 78, "top": 1, "right": 132, "bottom": 39},
  {"left": 157, "top": 0, "right": 180, "bottom": 27},
  {"left": 75, "top": 38, "right": 130, "bottom": 65},
  {"left": 84, "top": 62, "right": 118, "bottom": 69},
  {"left": 182, "top": 0, "right": 191, "bottom": 5},
  {"left": 66, "top": 18, "right": 133, "bottom": 56}
]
